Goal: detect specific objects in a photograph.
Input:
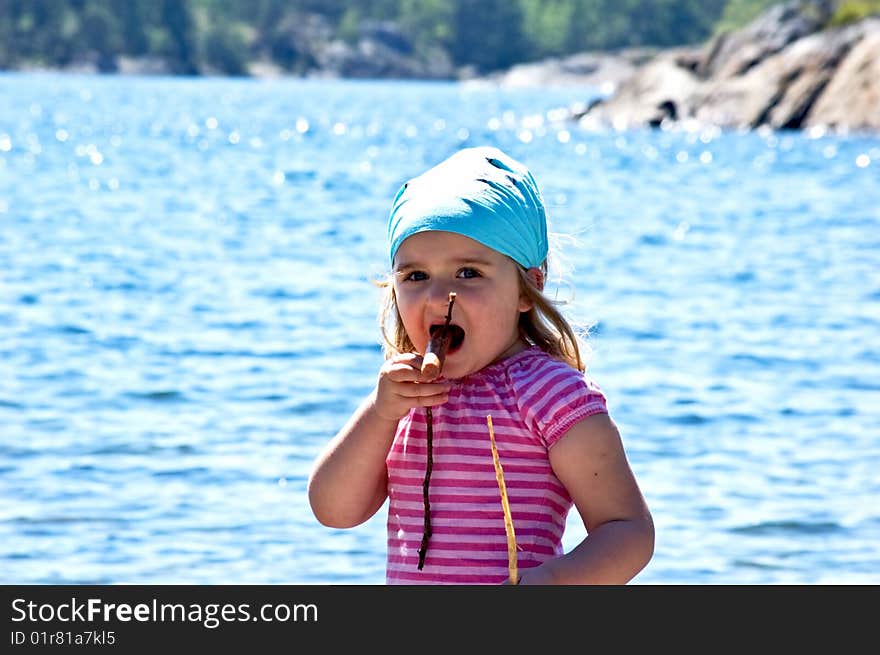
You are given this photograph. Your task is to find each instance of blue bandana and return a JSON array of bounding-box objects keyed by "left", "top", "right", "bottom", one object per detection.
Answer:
[{"left": 387, "top": 146, "right": 548, "bottom": 270}]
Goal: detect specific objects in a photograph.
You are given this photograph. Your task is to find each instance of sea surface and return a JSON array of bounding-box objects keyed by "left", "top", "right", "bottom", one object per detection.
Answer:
[{"left": 1, "top": 72, "right": 878, "bottom": 584}]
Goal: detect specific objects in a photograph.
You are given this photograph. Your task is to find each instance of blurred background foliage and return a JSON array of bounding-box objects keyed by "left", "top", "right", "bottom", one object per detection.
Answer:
[{"left": 0, "top": 0, "right": 877, "bottom": 75}]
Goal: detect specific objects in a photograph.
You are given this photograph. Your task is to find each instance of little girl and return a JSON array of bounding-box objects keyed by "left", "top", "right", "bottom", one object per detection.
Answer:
[{"left": 308, "top": 146, "right": 654, "bottom": 584}]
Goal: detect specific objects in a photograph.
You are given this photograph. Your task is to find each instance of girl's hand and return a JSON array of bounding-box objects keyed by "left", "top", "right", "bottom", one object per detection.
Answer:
[{"left": 373, "top": 352, "right": 452, "bottom": 421}]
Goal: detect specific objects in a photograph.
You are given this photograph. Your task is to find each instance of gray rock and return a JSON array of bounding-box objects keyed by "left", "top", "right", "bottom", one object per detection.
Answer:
[
  {"left": 575, "top": 49, "right": 702, "bottom": 130},
  {"left": 577, "top": 0, "right": 880, "bottom": 134},
  {"left": 697, "top": 0, "right": 834, "bottom": 78},
  {"left": 694, "top": 19, "right": 868, "bottom": 129},
  {"left": 324, "top": 37, "right": 452, "bottom": 79},
  {"left": 807, "top": 21, "right": 880, "bottom": 131},
  {"left": 116, "top": 56, "right": 173, "bottom": 76},
  {"left": 287, "top": 15, "right": 453, "bottom": 80},
  {"left": 475, "top": 48, "right": 655, "bottom": 91}
]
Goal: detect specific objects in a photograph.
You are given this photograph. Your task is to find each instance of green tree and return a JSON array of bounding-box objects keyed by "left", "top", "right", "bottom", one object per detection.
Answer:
[
  {"left": 397, "top": 0, "right": 454, "bottom": 53},
  {"left": 157, "top": 0, "right": 197, "bottom": 73},
  {"left": 450, "top": 0, "right": 527, "bottom": 71},
  {"left": 79, "top": 1, "right": 122, "bottom": 67},
  {"left": 521, "top": 0, "right": 575, "bottom": 57},
  {"left": 715, "top": 0, "right": 781, "bottom": 33},
  {"left": 201, "top": 21, "right": 249, "bottom": 75},
  {"left": 108, "top": 0, "right": 150, "bottom": 55},
  {"left": 828, "top": 0, "right": 880, "bottom": 25},
  {"left": 8, "top": 0, "right": 76, "bottom": 65},
  {"left": 0, "top": 0, "right": 808, "bottom": 77}
]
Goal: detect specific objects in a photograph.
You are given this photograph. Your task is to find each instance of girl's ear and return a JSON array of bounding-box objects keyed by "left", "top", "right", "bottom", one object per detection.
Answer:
[
  {"left": 526, "top": 267, "right": 545, "bottom": 292},
  {"left": 518, "top": 267, "right": 545, "bottom": 313}
]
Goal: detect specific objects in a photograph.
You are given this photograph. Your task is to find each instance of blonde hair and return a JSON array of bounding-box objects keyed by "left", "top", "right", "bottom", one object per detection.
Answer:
[{"left": 376, "top": 259, "right": 589, "bottom": 372}]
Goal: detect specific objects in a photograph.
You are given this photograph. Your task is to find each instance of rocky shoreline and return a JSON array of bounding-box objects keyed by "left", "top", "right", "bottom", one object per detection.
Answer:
[
  {"left": 12, "top": 1, "right": 877, "bottom": 135},
  {"left": 570, "top": 1, "right": 880, "bottom": 134},
  {"left": 466, "top": 47, "right": 657, "bottom": 93}
]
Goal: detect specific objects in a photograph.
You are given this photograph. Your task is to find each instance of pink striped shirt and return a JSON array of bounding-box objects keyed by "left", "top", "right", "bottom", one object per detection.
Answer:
[{"left": 385, "top": 346, "right": 608, "bottom": 584}]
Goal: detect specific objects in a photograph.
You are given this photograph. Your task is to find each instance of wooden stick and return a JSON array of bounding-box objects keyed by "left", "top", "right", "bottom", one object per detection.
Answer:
[
  {"left": 417, "top": 406, "right": 433, "bottom": 570},
  {"left": 421, "top": 292, "right": 456, "bottom": 380},
  {"left": 487, "top": 414, "right": 518, "bottom": 585},
  {"left": 417, "top": 292, "right": 456, "bottom": 570}
]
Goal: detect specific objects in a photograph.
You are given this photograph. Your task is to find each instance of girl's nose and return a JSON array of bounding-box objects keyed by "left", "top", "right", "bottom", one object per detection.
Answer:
[{"left": 426, "top": 280, "right": 455, "bottom": 308}]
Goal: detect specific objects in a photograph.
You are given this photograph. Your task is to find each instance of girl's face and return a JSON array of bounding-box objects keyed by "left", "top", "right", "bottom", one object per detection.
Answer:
[{"left": 392, "top": 231, "right": 533, "bottom": 379}]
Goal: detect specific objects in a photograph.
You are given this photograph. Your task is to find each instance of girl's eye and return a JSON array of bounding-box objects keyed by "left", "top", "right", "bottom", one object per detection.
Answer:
[
  {"left": 402, "top": 270, "right": 428, "bottom": 282},
  {"left": 457, "top": 267, "right": 481, "bottom": 279}
]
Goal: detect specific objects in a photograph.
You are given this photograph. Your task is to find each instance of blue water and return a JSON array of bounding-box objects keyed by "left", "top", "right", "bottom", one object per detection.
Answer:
[{"left": 1, "top": 72, "right": 878, "bottom": 584}]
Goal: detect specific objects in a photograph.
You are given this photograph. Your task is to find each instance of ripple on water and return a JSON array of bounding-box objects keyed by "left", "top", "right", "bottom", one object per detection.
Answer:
[
  {"left": 730, "top": 520, "right": 845, "bottom": 537},
  {"left": 121, "top": 390, "right": 188, "bottom": 402},
  {"left": 666, "top": 413, "right": 713, "bottom": 426},
  {"left": 732, "top": 559, "right": 785, "bottom": 571}
]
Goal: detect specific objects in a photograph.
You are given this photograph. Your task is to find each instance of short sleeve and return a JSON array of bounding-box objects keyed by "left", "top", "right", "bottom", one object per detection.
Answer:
[{"left": 513, "top": 358, "right": 608, "bottom": 449}]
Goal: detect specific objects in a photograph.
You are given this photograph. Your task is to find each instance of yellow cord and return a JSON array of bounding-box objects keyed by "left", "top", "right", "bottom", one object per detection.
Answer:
[{"left": 487, "top": 414, "right": 518, "bottom": 585}]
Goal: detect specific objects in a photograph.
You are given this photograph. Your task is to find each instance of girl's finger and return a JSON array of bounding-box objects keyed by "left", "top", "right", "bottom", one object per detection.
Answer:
[
  {"left": 386, "top": 352, "right": 424, "bottom": 371},
  {"left": 419, "top": 393, "right": 449, "bottom": 407},
  {"left": 394, "top": 382, "right": 451, "bottom": 398},
  {"left": 391, "top": 352, "right": 422, "bottom": 364},
  {"left": 384, "top": 361, "right": 428, "bottom": 382}
]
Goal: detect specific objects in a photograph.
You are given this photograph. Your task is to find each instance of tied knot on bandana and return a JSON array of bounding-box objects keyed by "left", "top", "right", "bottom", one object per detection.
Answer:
[{"left": 387, "top": 146, "right": 548, "bottom": 270}]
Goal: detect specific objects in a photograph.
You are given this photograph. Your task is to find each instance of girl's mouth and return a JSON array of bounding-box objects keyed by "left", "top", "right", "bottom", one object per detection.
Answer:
[{"left": 429, "top": 323, "right": 465, "bottom": 353}]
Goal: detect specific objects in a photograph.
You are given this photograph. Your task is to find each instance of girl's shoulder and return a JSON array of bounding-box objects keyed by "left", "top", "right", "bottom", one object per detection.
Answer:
[
  {"left": 507, "top": 346, "right": 594, "bottom": 382},
  {"left": 504, "top": 347, "right": 609, "bottom": 446},
  {"left": 499, "top": 346, "right": 606, "bottom": 401},
  {"left": 468, "top": 346, "right": 605, "bottom": 398}
]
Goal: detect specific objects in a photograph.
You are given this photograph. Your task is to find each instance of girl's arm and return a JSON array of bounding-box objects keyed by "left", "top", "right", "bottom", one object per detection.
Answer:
[
  {"left": 520, "top": 412, "right": 655, "bottom": 585},
  {"left": 307, "top": 352, "right": 451, "bottom": 528}
]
